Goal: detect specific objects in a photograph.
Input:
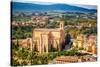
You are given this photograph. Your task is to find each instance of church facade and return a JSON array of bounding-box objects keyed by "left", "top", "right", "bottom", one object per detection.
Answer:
[{"left": 32, "top": 20, "right": 65, "bottom": 53}]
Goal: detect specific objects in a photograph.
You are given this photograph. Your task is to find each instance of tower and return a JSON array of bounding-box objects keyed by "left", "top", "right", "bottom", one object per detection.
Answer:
[
  {"left": 59, "top": 20, "right": 64, "bottom": 30},
  {"left": 59, "top": 20, "right": 65, "bottom": 50}
]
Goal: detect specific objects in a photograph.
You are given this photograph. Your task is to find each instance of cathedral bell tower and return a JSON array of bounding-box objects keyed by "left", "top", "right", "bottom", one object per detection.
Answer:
[
  {"left": 59, "top": 19, "right": 65, "bottom": 50},
  {"left": 59, "top": 20, "right": 64, "bottom": 31}
]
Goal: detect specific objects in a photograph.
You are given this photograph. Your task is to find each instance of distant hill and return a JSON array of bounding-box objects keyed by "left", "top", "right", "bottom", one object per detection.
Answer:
[{"left": 11, "top": 2, "right": 97, "bottom": 13}]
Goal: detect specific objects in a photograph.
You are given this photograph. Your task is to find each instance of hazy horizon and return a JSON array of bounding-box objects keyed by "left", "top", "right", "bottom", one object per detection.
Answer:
[{"left": 12, "top": 0, "right": 97, "bottom": 9}]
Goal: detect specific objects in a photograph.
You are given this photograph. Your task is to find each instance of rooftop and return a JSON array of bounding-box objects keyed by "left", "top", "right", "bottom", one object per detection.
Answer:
[{"left": 33, "top": 28, "right": 60, "bottom": 32}]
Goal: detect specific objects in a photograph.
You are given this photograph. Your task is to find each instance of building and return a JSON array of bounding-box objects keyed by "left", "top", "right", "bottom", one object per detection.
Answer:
[
  {"left": 86, "top": 35, "right": 97, "bottom": 54},
  {"left": 52, "top": 56, "right": 79, "bottom": 64},
  {"left": 72, "top": 34, "right": 97, "bottom": 55},
  {"left": 32, "top": 20, "right": 65, "bottom": 53},
  {"left": 72, "top": 34, "right": 84, "bottom": 49}
]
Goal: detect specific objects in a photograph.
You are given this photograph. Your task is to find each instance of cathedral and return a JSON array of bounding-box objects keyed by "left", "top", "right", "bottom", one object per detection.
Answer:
[{"left": 32, "top": 20, "right": 65, "bottom": 53}]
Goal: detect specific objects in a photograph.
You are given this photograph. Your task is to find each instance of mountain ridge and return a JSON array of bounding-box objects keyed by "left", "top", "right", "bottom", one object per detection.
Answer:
[{"left": 12, "top": 2, "right": 97, "bottom": 13}]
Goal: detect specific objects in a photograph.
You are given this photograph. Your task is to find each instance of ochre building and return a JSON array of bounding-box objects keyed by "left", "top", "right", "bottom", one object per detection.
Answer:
[{"left": 32, "top": 20, "right": 65, "bottom": 53}]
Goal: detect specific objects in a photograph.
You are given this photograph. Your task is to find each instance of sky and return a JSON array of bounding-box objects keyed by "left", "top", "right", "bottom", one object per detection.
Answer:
[{"left": 12, "top": 0, "right": 97, "bottom": 9}]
